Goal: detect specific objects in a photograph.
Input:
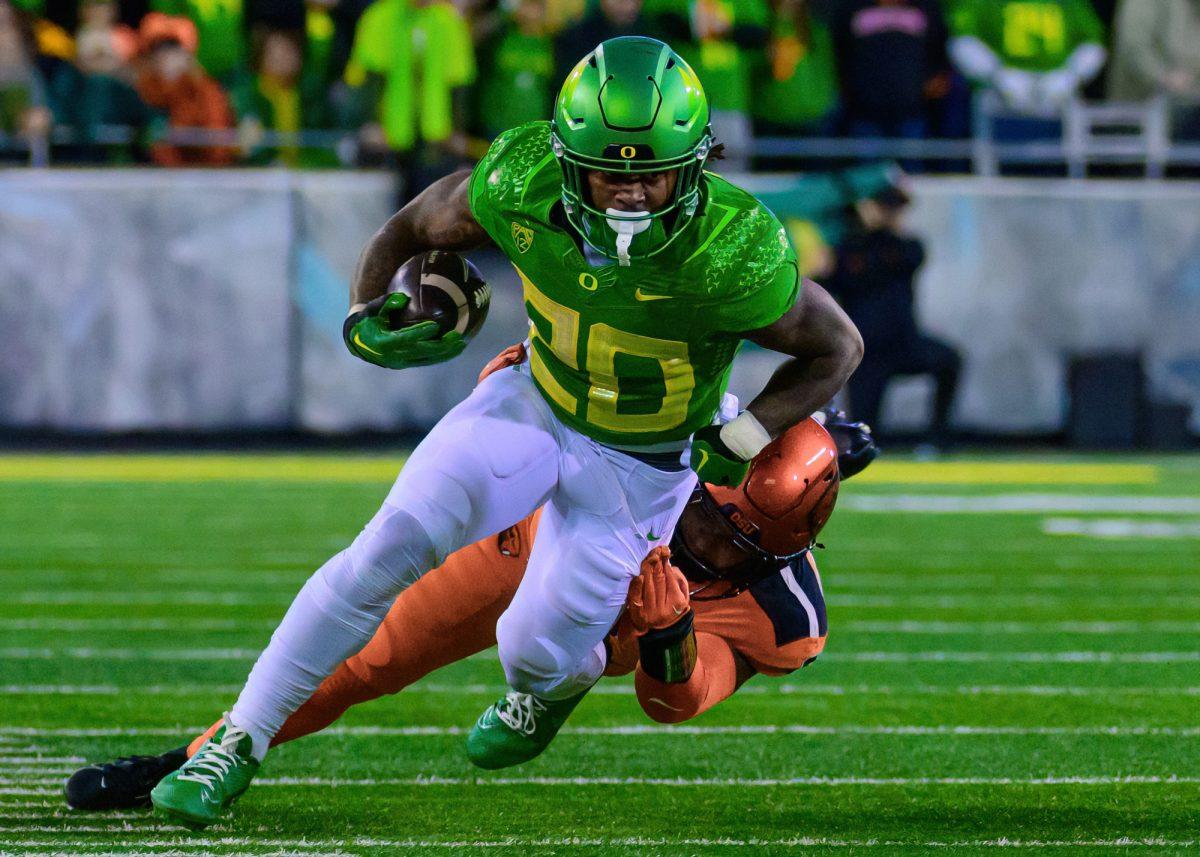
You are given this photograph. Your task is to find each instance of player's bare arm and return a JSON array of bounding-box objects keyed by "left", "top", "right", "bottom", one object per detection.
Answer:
[
  {"left": 348, "top": 169, "right": 489, "bottom": 311},
  {"left": 343, "top": 170, "right": 491, "bottom": 370},
  {"left": 689, "top": 278, "right": 862, "bottom": 488},
  {"left": 744, "top": 278, "right": 864, "bottom": 438}
]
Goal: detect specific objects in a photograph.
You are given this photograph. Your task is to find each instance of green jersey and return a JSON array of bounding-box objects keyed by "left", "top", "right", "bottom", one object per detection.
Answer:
[
  {"left": 467, "top": 121, "right": 799, "bottom": 449},
  {"left": 950, "top": 0, "right": 1104, "bottom": 72}
]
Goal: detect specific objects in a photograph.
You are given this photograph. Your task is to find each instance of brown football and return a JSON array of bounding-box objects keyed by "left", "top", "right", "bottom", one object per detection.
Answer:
[{"left": 386, "top": 250, "right": 490, "bottom": 341}]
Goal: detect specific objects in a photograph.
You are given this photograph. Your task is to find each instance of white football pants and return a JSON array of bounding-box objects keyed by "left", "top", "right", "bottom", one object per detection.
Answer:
[{"left": 229, "top": 364, "right": 696, "bottom": 755}]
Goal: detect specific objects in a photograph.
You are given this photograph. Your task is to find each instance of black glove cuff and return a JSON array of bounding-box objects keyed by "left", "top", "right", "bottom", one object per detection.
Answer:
[
  {"left": 342, "top": 294, "right": 388, "bottom": 353},
  {"left": 638, "top": 610, "right": 697, "bottom": 684}
]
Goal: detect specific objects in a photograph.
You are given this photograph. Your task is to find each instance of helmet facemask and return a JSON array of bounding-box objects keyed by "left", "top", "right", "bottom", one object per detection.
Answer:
[
  {"left": 552, "top": 130, "right": 712, "bottom": 266},
  {"left": 551, "top": 37, "right": 714, "bottom": 266}
]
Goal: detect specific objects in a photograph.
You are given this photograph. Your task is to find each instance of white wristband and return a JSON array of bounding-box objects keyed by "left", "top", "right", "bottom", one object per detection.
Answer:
[{"left": 718, "top": 411, "right": 772, "bottom": 462}]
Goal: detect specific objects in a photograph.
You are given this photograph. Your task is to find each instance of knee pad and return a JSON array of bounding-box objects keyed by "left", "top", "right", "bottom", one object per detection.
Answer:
[{"left": 332, "top": 508, "right": 439, "bottom": 611}]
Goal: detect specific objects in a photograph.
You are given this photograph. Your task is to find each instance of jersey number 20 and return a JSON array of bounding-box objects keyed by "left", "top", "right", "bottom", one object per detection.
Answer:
[{"left": 522, "top": 274, "right": 696, "bottom": 434}]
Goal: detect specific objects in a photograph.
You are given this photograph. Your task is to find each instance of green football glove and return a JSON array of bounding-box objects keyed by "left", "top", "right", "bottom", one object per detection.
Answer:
[
  {"left": 689, "top": 424, "right": 751, "bottom": 488},
  {"left": 343, "top": 293, "right": 466, "bottom": 370}
]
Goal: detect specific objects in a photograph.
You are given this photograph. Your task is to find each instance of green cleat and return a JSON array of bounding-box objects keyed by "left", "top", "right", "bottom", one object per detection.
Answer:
[
  {"left": 466, "top": 687, "right": 590, "bottom": 770},
  {"left": 150, "top": 722, "right": 260, "bottom": 829}
]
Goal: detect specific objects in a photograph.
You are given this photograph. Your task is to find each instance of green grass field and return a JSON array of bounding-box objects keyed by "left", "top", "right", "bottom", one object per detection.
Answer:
[{"left": 1, "top": 453, "right": 1198, "bottom": 855}]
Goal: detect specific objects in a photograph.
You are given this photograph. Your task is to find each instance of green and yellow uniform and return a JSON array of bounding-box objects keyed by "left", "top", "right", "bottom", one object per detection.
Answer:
[
  {"left": 950, "top": 0, "right": 1104, "bottom": 72},
  {"left": 344, "top": 0, "right": 475, "bottom": 151},
  {"left": 468, "top": 120, "right": 799, "bottom": 449}
]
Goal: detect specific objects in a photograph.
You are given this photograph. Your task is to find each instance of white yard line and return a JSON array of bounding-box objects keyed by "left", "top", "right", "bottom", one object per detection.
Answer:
[
  {"left": 841, "top": 620, "right": 1200, "bottom": 634},
  {"left": 7, "top": 775, "right": 1199, "bottom": 789},
  {"left": 3, "top": 682, "right": 1198, "bottom": 698},
  {"left": 0, "top": 648, "right": 261, "bottom": 660},
  {"left": 830, "top": 593, "right": 1200, "bottom": 608},
  {"left": 2, "top": 837, "right": 1197, "bottom": 851},
  {"left": 842, "top": 494, "right": 1200, "bottom": 514},
  {"left": 0, "top": 618, "right": 275, "bottom": 632},
  {"left": 3, "top": 725, "right": 1196, "bottom": 739},
  {"left": 830, "top": 651, "right": 1200, "bottom": 663},
  {"left": 0, "top": 684, "right": 244, "bottom": 695},
  {"left": 1043, "top": 517, "right": 1200, "bottom": 539},
  {"left": 1, "top": 647, "right": 1194, "bottom": 663},
  {"left": 0, "top": 840, "right": 1195, "bottom": 849},
  {"left": 9, "top": 591, "right": 290, "bottom": 606}
]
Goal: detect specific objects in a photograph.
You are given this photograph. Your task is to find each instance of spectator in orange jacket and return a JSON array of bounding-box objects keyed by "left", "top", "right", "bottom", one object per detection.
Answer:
[{"left": 134, "top": 13, "right": 234, "bottom": 166}]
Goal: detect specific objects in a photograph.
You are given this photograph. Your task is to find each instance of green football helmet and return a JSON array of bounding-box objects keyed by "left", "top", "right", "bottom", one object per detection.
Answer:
[{"left": 551, "top": 36, "right": 713, "bottom": 265}]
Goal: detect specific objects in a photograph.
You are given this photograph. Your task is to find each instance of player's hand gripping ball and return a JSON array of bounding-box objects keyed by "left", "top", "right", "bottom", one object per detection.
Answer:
[
  {"left": 343, "top": 250, "right": 491, "bottom": 370},
  {"left": 626, "top": 546, "right": 692, "bottom": 634}
]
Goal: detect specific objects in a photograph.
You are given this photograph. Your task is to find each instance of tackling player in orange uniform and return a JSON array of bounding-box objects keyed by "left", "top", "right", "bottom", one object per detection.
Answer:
[{"left": 64, "top": 347, "right": 875, "bottom": 809}]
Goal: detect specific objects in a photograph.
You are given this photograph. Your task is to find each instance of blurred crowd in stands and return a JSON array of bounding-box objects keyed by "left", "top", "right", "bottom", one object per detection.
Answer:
[{"left": 2, "top": 0, "right": 1199, "bottom": 168}]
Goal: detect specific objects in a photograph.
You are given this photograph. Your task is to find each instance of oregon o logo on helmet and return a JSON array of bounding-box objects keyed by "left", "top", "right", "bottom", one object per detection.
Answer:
[
  {"left": 620, "top": 145, "right": 637, "bottom": 159},
  {"left": 578, "top": 273, "right": 599, "bottom": 291}
]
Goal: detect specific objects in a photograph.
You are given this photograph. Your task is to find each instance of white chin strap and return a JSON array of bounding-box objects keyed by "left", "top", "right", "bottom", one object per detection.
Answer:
[{"left": 605, "top": 208, "right": 651, "bottom": 266}]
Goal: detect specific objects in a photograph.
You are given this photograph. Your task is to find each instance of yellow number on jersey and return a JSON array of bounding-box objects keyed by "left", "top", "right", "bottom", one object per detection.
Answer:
[
  {"left": 1002, "top": 2, "right": 1065, "bottom": 59},
  {"left": 586, "top": 325, "right": 693, "bottom": 433},
  {"left": 520, "top": 271, "right": 695, "bottom": 434}
]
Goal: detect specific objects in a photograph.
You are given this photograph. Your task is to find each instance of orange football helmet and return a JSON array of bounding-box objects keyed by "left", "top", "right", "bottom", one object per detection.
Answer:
[{"left": 671, "top": 417, "right": 840, "bottom": 599}]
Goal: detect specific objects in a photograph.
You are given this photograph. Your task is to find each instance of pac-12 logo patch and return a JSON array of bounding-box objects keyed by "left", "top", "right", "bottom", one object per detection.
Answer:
[{"left": 511, "top": 222, "right": 534, "bottom": 254}]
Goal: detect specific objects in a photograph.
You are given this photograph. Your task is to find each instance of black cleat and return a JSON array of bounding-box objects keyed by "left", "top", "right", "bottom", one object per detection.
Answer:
[{"left": 64, "top": 746, "right": 189, "bottom": 811}]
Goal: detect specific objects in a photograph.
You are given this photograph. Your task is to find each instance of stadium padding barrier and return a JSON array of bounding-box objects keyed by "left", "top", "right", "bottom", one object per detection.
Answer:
[{"left": 1, "top": 171, "right": 1198, "bottom": 435}]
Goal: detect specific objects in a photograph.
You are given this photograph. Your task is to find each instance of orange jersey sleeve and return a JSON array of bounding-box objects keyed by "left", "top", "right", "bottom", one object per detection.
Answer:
[{"left": 634, "top": 631, "right": 740, "bottom": 723}]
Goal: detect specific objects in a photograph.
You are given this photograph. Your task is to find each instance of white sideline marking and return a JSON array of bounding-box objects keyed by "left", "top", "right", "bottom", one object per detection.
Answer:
[
  {"left": 3, "top": 725, "right": 1196, "bottom": 739},
  {"left": 1, "top": 647, "right": 1195, "bottom": 663},
  {"left": 4, "top": 837, "right": 1199, "bottom": 851},
  {"left": 842, "top": 494, "right": 1200, "bottom": 514},
  {"left": 1044, "top": 517, "right": 1200, "bottom": 539}
]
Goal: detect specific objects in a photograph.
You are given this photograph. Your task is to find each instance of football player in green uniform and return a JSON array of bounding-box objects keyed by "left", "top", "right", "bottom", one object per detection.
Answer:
[{"left": 151, "top": 36, "right": 861, "bottom": 828}]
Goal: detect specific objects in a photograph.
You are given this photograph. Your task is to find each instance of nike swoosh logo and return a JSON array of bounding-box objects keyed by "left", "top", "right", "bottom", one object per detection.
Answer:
[
  {"left": 695, "top": 448, "right": 709, "bottom": 473},
  {"left": 648, "top": 697, "right": 685, "bottom": 712},
  {"left": 645, "top": 530, "right": 660, "bottom": 541},
  {"left": 634, "top": 288, "right": 671, "bottom": 302},
  {"left": 353, "top": 332, "right": 383, "bottom": 357}
]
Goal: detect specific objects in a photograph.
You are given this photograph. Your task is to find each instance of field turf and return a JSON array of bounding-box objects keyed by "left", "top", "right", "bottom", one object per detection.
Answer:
[{"left": 0, "top": 453, "right": 1197, "bottom": 855}]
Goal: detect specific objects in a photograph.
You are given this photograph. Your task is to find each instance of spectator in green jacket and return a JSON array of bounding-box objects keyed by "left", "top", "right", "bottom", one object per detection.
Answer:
[
  {"left": 344, "top": 0, "right": 475, "bottom": 196},
  {"left": 231, "top": 26, "right": 340, "bottom": 166},
  {"left": 752, "top": 0, "right": 839, "bottom": 143},
  {"left": 474, "top": 0, "right": 554, "bottom": 140},
  {"left": 652, "top": 0, "right": 770, "bottom": 171},
  {"left": 949, "top": 0, "right": 1106, "bottom": 114}
]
